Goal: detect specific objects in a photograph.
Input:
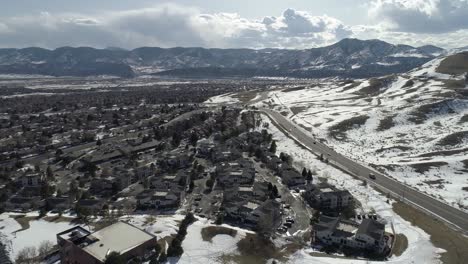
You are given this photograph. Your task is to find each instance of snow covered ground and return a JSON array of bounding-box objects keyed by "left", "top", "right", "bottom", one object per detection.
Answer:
[
  {"left": 176, "top": 218, "right": 250, "bottom": 263},
  {"left": 258, "top": 114, "right": 443, "bottom": 264},
  {"left": 257, "top": 56, "right": 468, "bottom": 210},
  {"left": 122, "top": 213, "right": 184, "bottom": 239},
  {"left": 0, "top": 213, "right": 77, "bottom": 260},
  {"left": 204, "top": 92, "right": 239, "bottom": 104}
]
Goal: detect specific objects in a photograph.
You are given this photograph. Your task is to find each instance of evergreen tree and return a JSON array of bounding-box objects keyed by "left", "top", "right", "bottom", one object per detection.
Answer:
[
  {"left": 104, "top": 252, "right": 125, "bottom": 264},
  {"left": 189, "top": 132, "right": 199, "bottom": 147},
  {"left": 269, "top": 140, "right": 277, "bottom": 154},
  {"left": 307, "top": 170, "right": 313, "bottom": 183},
  {"left": 46, "top": 166, "right": 54, "bottom": 180},
  {"left": 272, "top": 185, "right": 279, "bottom": 198},
  {"left": 302, "top": 168, "right": 307, "bottom": 178},
  {"left": 171, "top": 132, "right": 181, "bottom": 147}
]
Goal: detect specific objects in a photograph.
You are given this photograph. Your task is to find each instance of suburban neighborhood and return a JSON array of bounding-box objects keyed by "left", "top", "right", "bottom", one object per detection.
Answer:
[{"left": 0, "top": 80, "right": 398, "bottom": 263}]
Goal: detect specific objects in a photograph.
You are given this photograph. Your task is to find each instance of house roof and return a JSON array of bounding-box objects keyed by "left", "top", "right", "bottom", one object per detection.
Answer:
[
  {"left": 356, "top": 219, "right": 385, "bottom": 241},
  {"left": 314, "top": 215, "right": 340, "bottom": 232},
  {"left": 320, "top": 190, "right": 352, "bottom": 199},
  {"left": 83, "top": 221, "right": 155, "bottom": 262},
  {"left": 244, "top": 202, "right": 260, "bottom": 210}
]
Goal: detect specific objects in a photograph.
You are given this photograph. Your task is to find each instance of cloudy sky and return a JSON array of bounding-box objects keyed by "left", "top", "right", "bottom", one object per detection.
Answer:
[{"left": 1, "top": 0, "right": 468, "bottom": 49}]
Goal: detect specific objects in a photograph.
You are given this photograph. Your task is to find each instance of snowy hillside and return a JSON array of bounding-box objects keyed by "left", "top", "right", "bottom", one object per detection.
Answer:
[{"left": 261, "top": 52, "right": 468, "bottom": 211}]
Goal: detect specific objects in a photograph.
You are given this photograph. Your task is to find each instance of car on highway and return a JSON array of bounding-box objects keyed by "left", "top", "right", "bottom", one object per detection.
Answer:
[{"left": 369, "top": 173, "right": 376, "bottom": 179}]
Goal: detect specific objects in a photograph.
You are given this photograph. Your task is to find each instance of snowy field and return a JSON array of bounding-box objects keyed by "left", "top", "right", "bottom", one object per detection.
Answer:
[
  {"left": 257, "top": 56, "right": 468, "bottom": 211},
  {"left": 204, "top": 92, "right": 240, "bottom": 104},
  {"left": 258, "top": 114, "right": 443, "bottom": 264},
  {"left": 0, "top": 213, "right": 77, "bottom": 259},
  {"left": 176, "top": 218, "right": 249, "bottom": 263}
]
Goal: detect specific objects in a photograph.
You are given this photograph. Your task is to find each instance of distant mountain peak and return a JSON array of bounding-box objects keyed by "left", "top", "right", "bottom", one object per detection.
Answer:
[{"left": 0, "top": 38, "right": 447, "bottom": 78}]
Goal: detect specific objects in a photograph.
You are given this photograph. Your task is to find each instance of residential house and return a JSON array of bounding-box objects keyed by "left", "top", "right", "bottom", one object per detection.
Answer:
[
  {"left": 281, "top": 169, "right": 305, "bottom": 188},
  {"left": 46, "top": 197, "right": 73, "bottom": 212},
  {"left": 76, "top": 199, "right": 105, "bottom": 215},
  {"left": 19, "top": 172, "right": 43, "bottom": 187},
  {"left": 4, "top": 196, "right": 45, "bottom": 212},
  {"left": 304, "top": 184, "right": 353, "bottom": 211},
  {"left": 313, "top": 215, "right": 387, "bottom": 254}
]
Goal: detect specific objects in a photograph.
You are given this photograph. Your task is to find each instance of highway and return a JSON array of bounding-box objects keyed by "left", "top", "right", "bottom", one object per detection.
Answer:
[{"left": 261, "top": 108, "right": 468, "bottom": 233}]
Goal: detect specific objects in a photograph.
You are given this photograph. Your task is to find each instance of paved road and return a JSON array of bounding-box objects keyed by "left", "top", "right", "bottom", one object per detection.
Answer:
[{"left": 261, "top": 108, "right": 468, "bottom": 233}]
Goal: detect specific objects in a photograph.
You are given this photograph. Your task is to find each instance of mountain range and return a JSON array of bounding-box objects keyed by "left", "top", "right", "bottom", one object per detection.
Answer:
[{"left": 0, "top": 38, "right": 445, "bottom": 78}]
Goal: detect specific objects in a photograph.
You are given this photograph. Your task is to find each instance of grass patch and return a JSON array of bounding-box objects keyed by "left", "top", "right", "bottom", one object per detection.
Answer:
[
  {"left": 377, "top": 114, "right": 397, "bottom": 131},
  {"left": 423, "top": 179, "right": 446, "bottom": 185},
  {"left": 329, "top": 115, "right": 369, "bottom": 139},
  {"left": 402, "top": 79, "right": 415, "bottom": 88},
  {"left": 143, "top": 215, "right": 157, "bottom": 226},
  {"left": 408, "top": 100, "right": 456, "bottom": 124},
  {"left": 437, "top": 131, "right": 468, "bottom": 146},
  {"left": 375, "top": 145, "right": 413, "bottom": 154},
  {"left": 290, "top": 106, "right": 307, "bottom": 115},
  {"left": 157, "top": 235, "right": 174, "bottom": 253},
  {"left": 410, "top": 162, "right": 448, "bottom": 173},
  {"left": 392, "top": 234, "right": 408, "bottom": 257},
  {"left": 201, "top": 226, "right": 237, "bottom": 242},
  {"left": 393, "top": 202, "right": 468, "bottom": 264},
  {"left": 10, "top": 215, "right": 37, "bottom": 233},
  {"left": 442, "top": 79, "right": 466, "bottom": 89},
  {"left": 341, "top": 81, "right": 362, "bottom": 91},
  {"left": 219, "top": 233, "right": 301, "bottom": 264},
  {"left": 231, "top": 91, "right": 259, "bottom": 103},
  {"left": 459, "top": 114, "right": 468, "bottom": 124},
  {"left": 42, "top": 215, "right": 76, "bottom": 223},
  {"left": 355, "top": 75, "right": 396, "bottom": 95},
  {"left": 436, "top": 52, "right": 468, "bottom": 75},
  {"left": 282, "top": 86, "right": 305, "bottom": 92},
  {"left": 418, "top": 147, "right": 468, "bottom": 158},
  {"left": 462, "top": 160, "right": 468, "bottom": 168}
]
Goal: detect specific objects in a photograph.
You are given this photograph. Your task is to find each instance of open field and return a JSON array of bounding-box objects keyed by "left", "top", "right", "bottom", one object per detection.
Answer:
[{"left": 393, "top": 202, "right": 468, "bottom": 264}]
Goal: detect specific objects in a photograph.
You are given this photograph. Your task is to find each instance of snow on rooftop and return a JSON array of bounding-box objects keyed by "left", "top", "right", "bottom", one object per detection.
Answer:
[{"left": 83, "top": 221, "right": 154, "bottom": 262}]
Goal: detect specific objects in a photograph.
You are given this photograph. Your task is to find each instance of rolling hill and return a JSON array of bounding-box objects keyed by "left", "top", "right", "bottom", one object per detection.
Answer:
[{"left": 0, "top": 38, "right": 444, "bottom": 78}]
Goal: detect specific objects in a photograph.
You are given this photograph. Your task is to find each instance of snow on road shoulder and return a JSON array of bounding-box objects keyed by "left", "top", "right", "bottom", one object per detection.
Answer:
[{"left": 259, "top": 114, "right": 443, "bottom": 264}]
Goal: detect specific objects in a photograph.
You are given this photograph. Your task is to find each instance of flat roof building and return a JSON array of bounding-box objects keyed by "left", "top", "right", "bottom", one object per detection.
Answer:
[{"left": 57, "top": 221, "right": 157, "bottom": 264}]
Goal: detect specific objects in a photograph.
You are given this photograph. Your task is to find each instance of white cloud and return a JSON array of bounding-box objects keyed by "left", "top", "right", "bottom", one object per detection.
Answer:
[
  {"left": 0, "top": 2, "right": 466, "bottom": 50},
  {"left": 0, "top": 4, "right": 352, "bottom": 49},
  {"left": 369, "top": 0, "right": 468, "bottom": 33}
]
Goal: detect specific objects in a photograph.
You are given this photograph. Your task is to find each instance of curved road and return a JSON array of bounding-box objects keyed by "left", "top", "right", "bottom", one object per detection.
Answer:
[{"left": 261, "top": 108, "right": 468, "bottom": 234}]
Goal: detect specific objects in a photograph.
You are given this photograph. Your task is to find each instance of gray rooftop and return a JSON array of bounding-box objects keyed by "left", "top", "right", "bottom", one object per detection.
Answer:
[
  {"left": 83, "top": 221, "right": 155, "bottom": 262},
  {"left": 356, "top": 219, "right": 385, "bottom": 241}
]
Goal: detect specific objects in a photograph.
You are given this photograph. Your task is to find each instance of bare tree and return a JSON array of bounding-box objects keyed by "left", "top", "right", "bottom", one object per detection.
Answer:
[
  {"left": 15, "top": 246, "right": 37, "bottom": 264},
  {"left": 38, "top": 240, "right": 54, "bottom": 257}
]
